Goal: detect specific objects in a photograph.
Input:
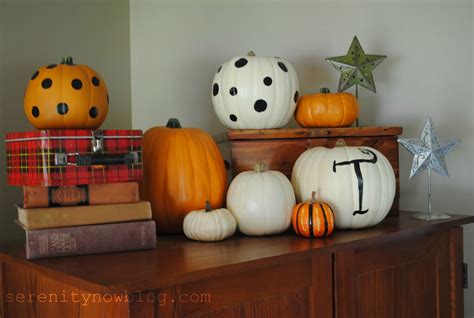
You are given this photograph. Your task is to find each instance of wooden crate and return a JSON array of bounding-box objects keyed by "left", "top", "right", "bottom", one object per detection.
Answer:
[{"left": 227, "top": 126, "right": 403, "bottom": 217}]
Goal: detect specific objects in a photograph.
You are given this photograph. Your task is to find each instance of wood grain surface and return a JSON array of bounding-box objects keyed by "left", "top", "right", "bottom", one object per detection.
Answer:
[
  {"left": 0, "top": 212, "right": 471, "bottom": 294},
  {"left": 227, "top": 127, "right": 403, "bottom": 141},
  {"left": 0, "top": 212, "right": 471, "bottom": 317}
]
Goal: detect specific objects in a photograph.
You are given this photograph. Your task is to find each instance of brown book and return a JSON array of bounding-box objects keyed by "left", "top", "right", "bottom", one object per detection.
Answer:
[
  {"left": 18, "top": 201, "right": 152, "bottom": 230},
  {"left": 23, "top": 182, "right": 140, "bottom": 208},
  {"left": 23, "top": 220, "right": 157, "bottom": 259}
]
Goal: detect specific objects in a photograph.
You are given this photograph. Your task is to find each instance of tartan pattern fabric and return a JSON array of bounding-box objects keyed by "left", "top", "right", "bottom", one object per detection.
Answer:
[{"left": 6, "top": 130, "right": 143, "bottom": 186}]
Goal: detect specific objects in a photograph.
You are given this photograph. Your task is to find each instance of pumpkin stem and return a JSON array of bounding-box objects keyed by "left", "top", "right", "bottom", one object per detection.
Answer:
[
  {"left": 320, "top": 87, "right": 331, "bottom": 94},
  {"left": 254, "top": 162, "right": 266, "bottom": 173},
  {"left": 247, "top": 51, "right": 256, "bottom": 57},
  {"left": 311, "top": 191, "right": 317, "bottom": 203},
  {"left": 205, "top": 201, "right": 212, "bottom": 212},
  {"left": 166, "top": 118, "right": 182, "bottom": 129},
  {"left": 61, "top": 56, "right": 74, "bottom": 65},
  {"left": 335, "top": 139, "right": 347, "bottom": 147}
]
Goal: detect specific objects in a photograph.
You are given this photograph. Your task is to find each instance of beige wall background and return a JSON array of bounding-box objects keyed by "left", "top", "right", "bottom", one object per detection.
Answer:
[
  {"left": 0, "top": 0, "right": 132, "bottom": 241},
  {"left": 130, "top": 0, "right": 473, "bottom": 315}
]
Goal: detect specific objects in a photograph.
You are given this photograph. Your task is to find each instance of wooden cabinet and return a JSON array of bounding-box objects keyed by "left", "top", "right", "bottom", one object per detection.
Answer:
[{"left": 0, "top": 212, "right": 472, "bottom": 317}]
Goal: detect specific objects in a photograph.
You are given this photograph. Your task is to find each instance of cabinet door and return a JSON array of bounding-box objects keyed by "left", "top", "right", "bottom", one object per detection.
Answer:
[
  {"left": 130, "top": 254, "right": 333, "bottom": 318},
  {"left": 334, "top": 227, "right": 464, "bottom": 318}
]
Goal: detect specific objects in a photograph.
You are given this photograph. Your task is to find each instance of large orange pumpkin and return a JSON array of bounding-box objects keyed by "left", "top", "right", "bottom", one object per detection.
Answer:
[
  {"left": 140, "top": 118, "right": 227, "bottom": 233},
  {"left": 24, "top": 56, "right": 109, "bottom": 130},
  {"left": 294, "top": 88, "right": 359, "bottom": 127},
  {"left": 292, "top": 191, "right": 335, "bottom": 238}
]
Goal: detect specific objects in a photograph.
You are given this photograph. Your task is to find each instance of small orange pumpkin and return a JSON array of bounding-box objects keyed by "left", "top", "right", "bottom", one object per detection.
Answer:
[
  {"left": 24, "top": 56, "right": 109, "bottom": 130},
  {"left": 140, "top": 118, "right": 227, "bottom": 233},
  {"left": 294, "top": 88, "right": 359, "bottom": 127},
  {"left": 292, "top": 191, "right": 335, "bottom": 238}
]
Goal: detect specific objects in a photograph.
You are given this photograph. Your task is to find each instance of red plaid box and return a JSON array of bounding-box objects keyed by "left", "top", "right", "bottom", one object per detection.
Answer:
[{"left": 5, "top": 130, "right": 143, "bottom": 187}]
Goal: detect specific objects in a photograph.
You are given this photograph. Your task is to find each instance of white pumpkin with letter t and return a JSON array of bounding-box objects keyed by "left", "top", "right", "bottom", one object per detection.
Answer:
[
  {"left": 211, "top": 51, "right": 299, "bottom": 129},
  {"left": 291, "top": 141, "right": 395, "bottom": 229}
]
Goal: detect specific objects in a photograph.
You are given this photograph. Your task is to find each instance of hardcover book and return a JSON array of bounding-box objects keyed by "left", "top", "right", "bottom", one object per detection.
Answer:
[
  {"left": 23, "top": 182, "right": 140, "bottom": 208},
  {"left": 18, "top": 201, "right": 152, "bottom": 230},
  {"left": 24, "top": 220, "right": 157, "bottom": 259}
]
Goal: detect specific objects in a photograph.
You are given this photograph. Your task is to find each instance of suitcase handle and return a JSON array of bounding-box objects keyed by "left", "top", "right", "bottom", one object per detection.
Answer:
[{"left": 55, "top": 152, "right": 140, "bottom": 166}]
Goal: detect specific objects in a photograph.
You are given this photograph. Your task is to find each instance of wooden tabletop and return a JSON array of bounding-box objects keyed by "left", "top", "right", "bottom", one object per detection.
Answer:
[{"left": 0, "top": 211, "right": 473, "bottom": 294}]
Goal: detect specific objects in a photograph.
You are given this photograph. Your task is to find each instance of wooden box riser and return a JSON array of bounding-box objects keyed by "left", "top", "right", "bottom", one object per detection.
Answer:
[{"left": 228, "top": 128, "right": 402, "bottom": 217}]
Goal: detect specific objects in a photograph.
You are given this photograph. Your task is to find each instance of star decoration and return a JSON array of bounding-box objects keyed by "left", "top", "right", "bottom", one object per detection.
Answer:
[
  {"left": 398, "top": 118, "right": 460, "bottom": 179},
  {"left": 326, "top": 36, "right": 386, "bottom": 93}
]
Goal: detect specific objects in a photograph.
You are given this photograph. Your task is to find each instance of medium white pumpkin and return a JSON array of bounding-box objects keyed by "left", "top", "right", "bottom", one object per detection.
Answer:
[
  {"left": 211, "top": 51, "right": 299, "bottom": 129},
  {"left": 227, "top": 163, "right": 296, "bottom": 236},
  {"left": 183, "top": 201, "right": 237, "bottom": 242},
  {"left": 291, "top": 142, "right": 395, "bottom": 229}
]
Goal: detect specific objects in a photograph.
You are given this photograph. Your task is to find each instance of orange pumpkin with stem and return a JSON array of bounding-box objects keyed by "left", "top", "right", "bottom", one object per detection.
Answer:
[
  {"left": 294, "top": 88, "right": 359, "bottom": 127},
  {"left": 292, "top": 191, "right": 335, "bottom": 238},
  {"left": 24, "top": 56, "right": 109, "bottom": 130},
  {"left": 140, "top": 118, "right": 227, "bottom": 233}
]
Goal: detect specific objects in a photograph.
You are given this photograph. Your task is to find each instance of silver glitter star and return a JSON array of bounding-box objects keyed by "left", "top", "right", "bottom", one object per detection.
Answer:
[{"left": 398, "top": 118, "right": 460, "bottom": 179}]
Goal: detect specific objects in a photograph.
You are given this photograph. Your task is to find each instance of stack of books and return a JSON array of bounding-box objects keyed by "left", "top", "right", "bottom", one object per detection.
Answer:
[
  {"left": 18, "top": 183, "right": 156, "bottom": 259},
  {"left": 6, "top": 130, "right": 157, "bottom": 259}
]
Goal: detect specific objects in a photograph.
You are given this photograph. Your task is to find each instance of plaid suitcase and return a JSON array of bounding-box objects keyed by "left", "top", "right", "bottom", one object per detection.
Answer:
[{"left": 6, "top": 130, "right": 143, "bottom": 186}]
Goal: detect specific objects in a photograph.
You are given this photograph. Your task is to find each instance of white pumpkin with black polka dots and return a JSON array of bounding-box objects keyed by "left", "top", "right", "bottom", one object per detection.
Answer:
[
  {"left": 24, "top": 56, "right": 109, "bottom": 130},
  {"left": 211, "top": 51, "right": 299, "bottom": 129}
]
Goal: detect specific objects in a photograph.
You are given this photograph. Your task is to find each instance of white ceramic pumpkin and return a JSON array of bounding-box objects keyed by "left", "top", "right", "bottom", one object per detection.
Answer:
[
  {"left": 291, "top": 141, "right": 395, "bottom": 229},
  {"left": 183, "top": 201, "right": 236, "bottom": 242},
  {"left": 227, "top": 163, "right": 296, "bottom": 236},
  {"left": 211, "top": 51, "right": 299, "bottom": 129}
]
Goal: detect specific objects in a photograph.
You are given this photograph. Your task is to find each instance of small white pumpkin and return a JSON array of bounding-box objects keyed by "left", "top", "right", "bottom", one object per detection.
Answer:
[
  {"left": 183, "top": 201, "right": 236, "bottom": 242},
  {"left": 211, "top": 51, "right": 299, "bottom": 129},
  {"left": 227, "top": 162, "right": 296, "bottom": 236},
  {"left": 291, "top": 140, "right": 395, "bottom": 230}
]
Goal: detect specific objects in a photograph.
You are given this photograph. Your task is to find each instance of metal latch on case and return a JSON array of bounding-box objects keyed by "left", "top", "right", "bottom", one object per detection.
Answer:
[
  {"left": 92, "top": 130, "right": 104, "bottom": 154},
  {"left": 55, "top": 152, "right": 140, "bottom": 166}
]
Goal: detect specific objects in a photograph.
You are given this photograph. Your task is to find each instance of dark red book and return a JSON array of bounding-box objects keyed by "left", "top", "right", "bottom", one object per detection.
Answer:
[
  {"left": 5, "top": 129, "right": 143, "bottom": 187},
  {"left": 24, "top": 220, "right": 156, "bottom": 259}
]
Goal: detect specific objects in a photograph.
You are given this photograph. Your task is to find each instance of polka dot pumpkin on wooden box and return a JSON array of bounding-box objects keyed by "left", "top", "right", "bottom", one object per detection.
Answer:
[
  {"left": 24, "top": 56, "right": 109, "bottom": 130},
  {"left": 212, "top": 51, "right": 299, "bottom": 129}
]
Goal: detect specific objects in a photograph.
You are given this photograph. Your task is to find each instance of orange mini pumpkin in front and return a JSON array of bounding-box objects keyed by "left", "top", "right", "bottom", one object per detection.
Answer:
[
  {"left": 24, "top": 56, "right": 109, "bottom": 130},
  {"left": 292, "top": 191, "right": 335, "bottom": 238}
]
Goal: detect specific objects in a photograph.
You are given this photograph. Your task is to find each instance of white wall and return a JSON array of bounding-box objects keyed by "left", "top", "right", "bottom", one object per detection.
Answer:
[
  {"left": 130, "top": 0, "right": 473, "bottom": 314},
  {"left": 0, "top": 0, "right": 132, "bottom": 241}
]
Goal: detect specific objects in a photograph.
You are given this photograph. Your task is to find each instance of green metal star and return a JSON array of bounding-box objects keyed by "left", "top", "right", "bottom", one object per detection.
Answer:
[{"left": 326, "top": 36, "right": 386, "bottom": 93}]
